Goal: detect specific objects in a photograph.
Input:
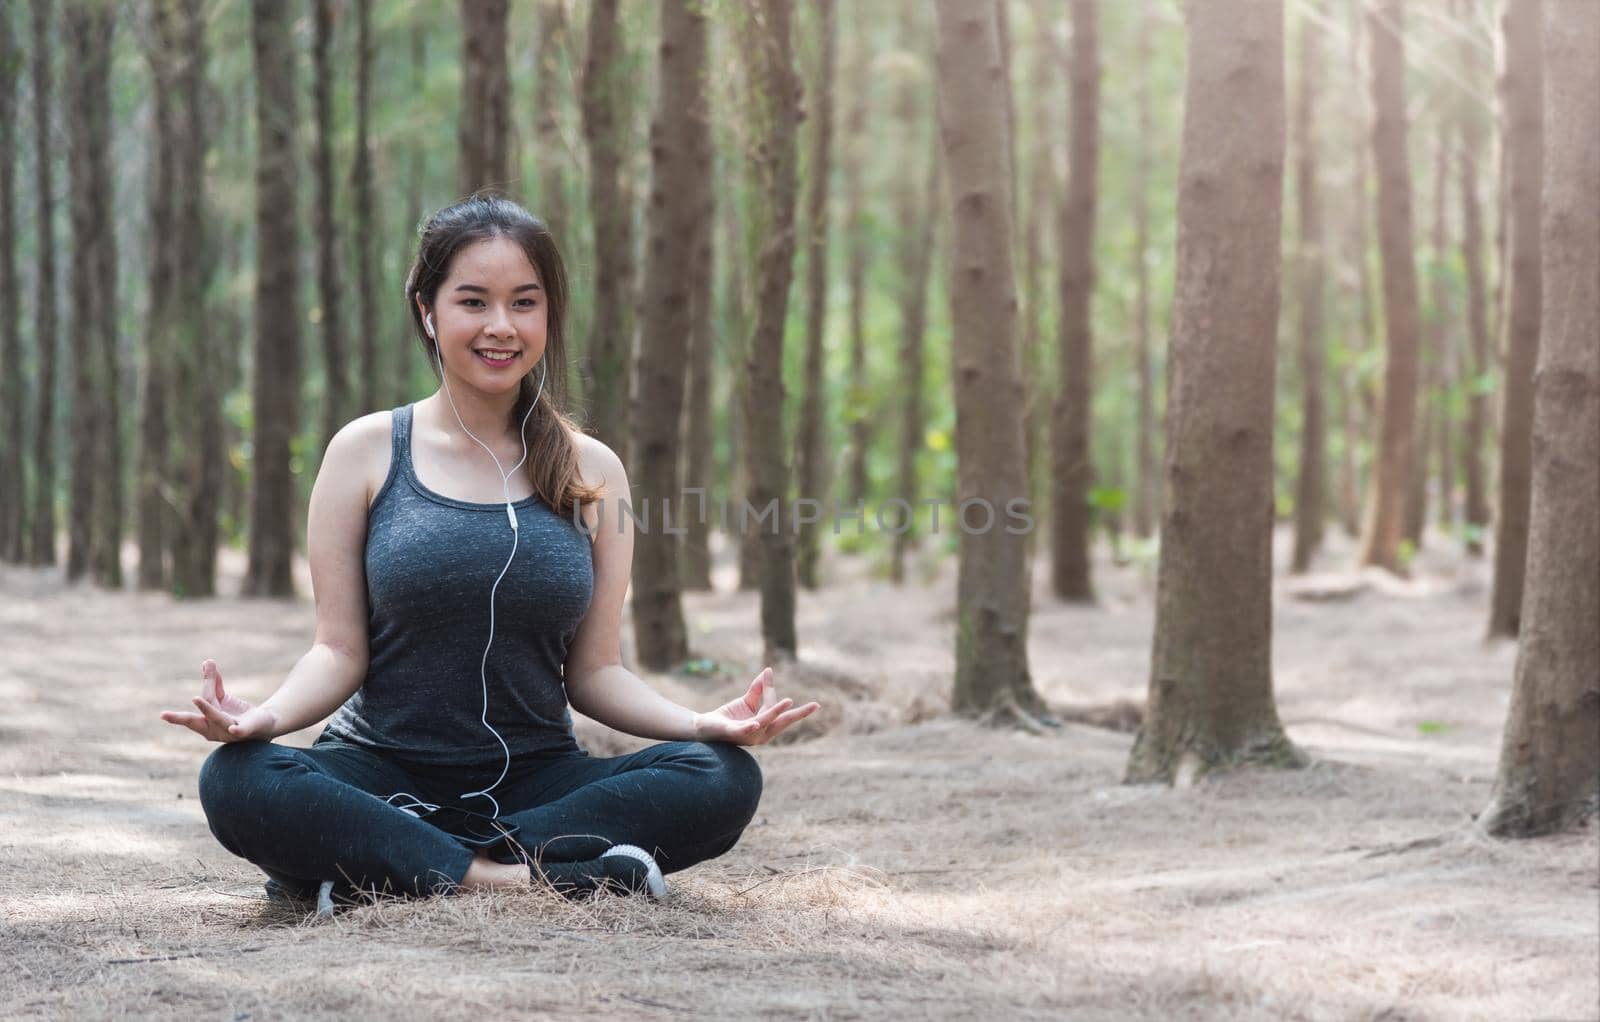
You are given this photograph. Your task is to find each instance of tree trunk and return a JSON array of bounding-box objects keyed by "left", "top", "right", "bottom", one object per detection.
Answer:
[
  {"left": 1050, "top": 0, "right": 1099, "bottom": 603},
  {"left": 722, "top": 173, "right": 760, "bottom": 592},
  {"left": 89, "top": 0, "right": 122, "bottom": 590},
  {"left": 1457, "top": 0, "right": 1491, "bottom": 557},
  {"left": 1357, "top": 0, "right": 1424, "bottom": 575},
  {"left": 1434, "top": 105, "right": 1458, "bottom": 535},
  {"left": 841, "top": 22, "right": 871, "bottom": 516},
  {"left": 136, "top": 0, "right": 180, "bottom": 591},
  {"left": 891, "top": 3, "right": 939, "bottom": 587},
  {"left": 1125, "top": 0, "right": 1302, "bottom": 785},
  {"left": 1290, "top": 0, "right": 1327, "bottom": 574},
  {"left": 1487, "top": 0, "right": 1544, "bottom": 638},
  {"left": 397, "top": 22, "right": 424, "bottom": 408},
  {"left": 794, "top": 0, "right": 836, "bottom": 591},
  {"left": 1132, "top": 0, "right": 1157, "bottom": 542},
  {"left": 581, "top": 0, "right": 637, "bottom": 463},
  {"left": 244, "top": 0, "right": 302, "bottom": 599},
  {"left": 27, "top": 0, "right": 60, "bottom": 567},
  {"left": 352, "top": 0, "right": 379, "bottom": 416},
  {"left": 533, "top": 0, "right": 571, "bottom": 246},
  {"left": 630, "top": 0, "right": 707, "bottom": 671},
  {"left": 934, "top": 0, "right": 1047, "bottom": 727},
  {"left": 1479, "top": 0, "right": 1599, "bottom": 836},
  {"left": 736, "top": 0, "right": 800, "bottom": 661},
  {"left": 0, "top": 1, "right": 23, "bottom": 564},
  {"left": 1408, "top": 121, "right": 1453, "bottom": 548},
  {"left": 313, "top": 0, "right": 347, "bottom": 453},
  {"left": 1017, "top": 10, "right": 1051, "bottom": 574},
  {"left": 64, "top": 0, "right": 118, "bottom": 585},
  {"left": 459, "top": 0, "right": 511, "bottom": 194},
  {"left": 679, "top": 14, "right": 717, "bottom": 594},
  {"left": 169, "top": 0, "right": 219, "bottom": 598},
  {"left": 1340, "top": 0, "right": 1377, "bottom": 538}
]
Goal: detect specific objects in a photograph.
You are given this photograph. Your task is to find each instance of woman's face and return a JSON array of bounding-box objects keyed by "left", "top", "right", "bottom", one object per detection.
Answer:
[{"left": 420, "top": 236, "right": 548, "bottom": 396}]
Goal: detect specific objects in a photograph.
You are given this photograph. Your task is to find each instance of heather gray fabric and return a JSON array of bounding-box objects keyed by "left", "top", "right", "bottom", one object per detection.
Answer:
[{"left": 322, "top": 403, "right": 595, "bottom": 764}]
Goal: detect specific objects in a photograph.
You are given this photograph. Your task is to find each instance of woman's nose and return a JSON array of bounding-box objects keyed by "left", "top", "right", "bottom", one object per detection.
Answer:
[{"left": 484, "top": 304, "right": 514, "bottom": 337}]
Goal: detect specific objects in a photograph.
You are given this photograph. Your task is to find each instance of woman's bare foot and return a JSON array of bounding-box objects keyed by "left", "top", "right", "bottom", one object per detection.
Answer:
[{"left": 460, "top": 851, "right": 531, "bottom": 891}]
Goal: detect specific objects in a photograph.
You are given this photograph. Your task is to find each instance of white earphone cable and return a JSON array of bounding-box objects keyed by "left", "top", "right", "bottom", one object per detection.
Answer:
[{"left": 411, "top": 314, "right": 546, "bottom": 819}]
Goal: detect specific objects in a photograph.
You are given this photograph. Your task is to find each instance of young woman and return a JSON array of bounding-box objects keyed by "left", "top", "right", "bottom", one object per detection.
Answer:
[{"left": 161, "top": 194, "right": 819, "bottom": 904}]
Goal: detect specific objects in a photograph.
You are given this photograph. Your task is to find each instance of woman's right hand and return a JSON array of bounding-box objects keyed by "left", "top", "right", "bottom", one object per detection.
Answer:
[{"left": 159, "top": 660, "right": 278, "bottom": 743}]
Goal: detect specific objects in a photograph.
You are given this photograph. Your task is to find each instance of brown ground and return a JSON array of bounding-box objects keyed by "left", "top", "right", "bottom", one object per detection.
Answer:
[{"left": 2, "top": 527, "right": 1596, "bottom": 1020}]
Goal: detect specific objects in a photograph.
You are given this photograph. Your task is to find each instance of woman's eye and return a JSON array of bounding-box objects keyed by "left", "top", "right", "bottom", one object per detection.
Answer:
[{"left": 461, "top": 299, "right": 484, "bottom": 308}]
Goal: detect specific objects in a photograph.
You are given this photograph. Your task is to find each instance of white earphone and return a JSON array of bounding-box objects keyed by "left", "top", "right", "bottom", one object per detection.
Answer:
[{"left": 406, "top": 306, "right": 548, "bottom": 818}]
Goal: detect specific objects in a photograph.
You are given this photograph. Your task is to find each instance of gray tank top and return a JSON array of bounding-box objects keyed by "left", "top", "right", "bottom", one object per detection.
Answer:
[{"left": 321, "top": 403, "right": 595, "bottom": 764}]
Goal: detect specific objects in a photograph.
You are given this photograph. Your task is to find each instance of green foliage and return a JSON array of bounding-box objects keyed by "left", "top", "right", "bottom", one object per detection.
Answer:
[{"left": 1088, "top": 486, "right": 1127, "bottom": 514}]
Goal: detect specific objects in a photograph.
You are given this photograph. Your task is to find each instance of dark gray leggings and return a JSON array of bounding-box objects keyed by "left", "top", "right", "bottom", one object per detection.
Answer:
[{"left": 197, "top": 736, "right": 763, "bottom": 898}]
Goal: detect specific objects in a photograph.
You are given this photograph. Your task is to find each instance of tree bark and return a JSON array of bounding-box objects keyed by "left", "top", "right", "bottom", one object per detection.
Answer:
[
  {"left": 459, "top": 0, "right": 512, "bottom": 194},
  {"left": 89, "top": 0, "right": 122, "bottom": 590},
  {"left": 136, "top": 0, "right": 181, "bottom": 591},
  {"left": 244, "top": 0, "right": 302, "bottom": 598},
  {"left": 352, "top": 0, "right": 378, "bottom": 416},
  {"left": 724, "top": 176, "right": 761, "bottom": 593},
  {"left": 1457, "top": 0, "right": 1491, "bottom": 557},
  {"left": 841, "top": 29, "right": 871, "bottom": 518},
  {"left": 1290, "top": 0, "right": 1327, "bottom": 574},
  {"left": 1479, "top": 0, "right": 1599, "bottom": 836},
  {"left": 169, "top": 0, "right": 219, "bottom": 598},
  {"left": 1434, "top": 105, "right": 1458, "bottom": 534},
  {"left": 890, "top": 2, "right": 939, "bottom": 587},
  {"left": 1050, "top": 0, "right": 1099, "bottom": 603},
  {"left": 27, "top": 0, "right": 60, "bottom": 567},
  {"left": 1017, "top": 8, "right": 1051, "bottom": 573},
  {"left": 581, "top": 0, "right": 637, "bottom": 463},
  {"left": 533, "top": 0, "right": 571, "bottom": 247},
  {"left": 1487, "top": 0, "right": 1544, "bottom": 638},
  {"left": 1357, "top": 0, "right": 1424, "bottom": 575},
  {"left": 1125, "top": 0, "right": 1302, "bottom": 785},
  {"left": 313, "top": 0, "right": 347, "bottom": 454},
  {"left": 1339, "top": 0, "right": 1377, "bottom": 539},
  {"left": 679, "top": 14, "right": 718, "bottom": 594},
  {"left": 794, "top": 0, "right": 836, "bottom": 591},
  {"left": 934, "top": 0, "right": 1047, "bottom": 727},
  {"left": 630, "top": 0, "right": 708, "bottom": 671},
  {"left": 397, "top": 22, "right": 424, "bottom": 408},
  {"left": 64, "top": 0, "right": 119, "bottom": 586},
  {"left": 1132, "top": 0, "right": 1157, "bottom": 542},
  {"left": 0, "top": 1, "right": 23, "bottom": 563},
  {"left": 736, "top": 0, "right": 801, "bottom": 661},
  {"left": 1407, "top": 120, "right": 1453, "bottom": 549}
]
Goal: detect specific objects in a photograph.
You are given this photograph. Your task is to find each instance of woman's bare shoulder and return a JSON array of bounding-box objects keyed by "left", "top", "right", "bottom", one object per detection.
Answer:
[
  {"left": 327, "top": 409, "right": 397, "bottom": 510},
  {"left": 569, "top": 429, "right": 627, "bottom": 495}
]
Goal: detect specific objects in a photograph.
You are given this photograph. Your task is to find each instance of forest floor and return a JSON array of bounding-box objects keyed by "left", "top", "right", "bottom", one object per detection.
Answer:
[{"left": 2, "top": 525, "right": 1596, "bottom": 1020}]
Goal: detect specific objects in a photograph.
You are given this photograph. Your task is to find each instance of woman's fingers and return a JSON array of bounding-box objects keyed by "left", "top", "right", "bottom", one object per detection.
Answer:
[
  {"left": 753, "top": 697, "right": 794, "bottom": 729},
  {"left": 742, "top": 670, "right": 769, "bottom": 715},
  {"left": 161, "top": 710, "right": 215, "bottom": 739},
  {"left": 201, "top": 659, "right": 223, "bottom": 703},
  {"left": 753, "top": 702, "right": 821, "bottom": 743},
  {"left": 193, "top": 695, "right": 236, "bottom": 730}
]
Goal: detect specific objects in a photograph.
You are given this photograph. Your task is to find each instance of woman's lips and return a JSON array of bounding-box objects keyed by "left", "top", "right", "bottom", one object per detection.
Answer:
[{"left": 475, "top": 350, "right": 519, "bottom": 369}]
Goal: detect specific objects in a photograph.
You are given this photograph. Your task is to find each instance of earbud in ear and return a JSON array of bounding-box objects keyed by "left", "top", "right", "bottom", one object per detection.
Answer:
[{"left": 425, "top": 313, "right": 436, "bottom": 340}]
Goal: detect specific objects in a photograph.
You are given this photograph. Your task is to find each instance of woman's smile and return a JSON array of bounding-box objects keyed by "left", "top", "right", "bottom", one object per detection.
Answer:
[{"left": 473, "top": 348, "right": 521, "bottom": 369}]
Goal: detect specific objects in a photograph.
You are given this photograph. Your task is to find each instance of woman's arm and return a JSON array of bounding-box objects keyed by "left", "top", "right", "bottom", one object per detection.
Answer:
[
  {"left": 562, "top": 438, "right": 818, "bottom": 745},
  {"left": 162, "top": 415, "right": 383, "bottom": 742}
]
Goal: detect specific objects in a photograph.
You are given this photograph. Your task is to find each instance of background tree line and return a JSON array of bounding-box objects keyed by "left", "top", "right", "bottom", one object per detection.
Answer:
[{"left": 0, "top": 0, "right": 1592, "bottom": 834}]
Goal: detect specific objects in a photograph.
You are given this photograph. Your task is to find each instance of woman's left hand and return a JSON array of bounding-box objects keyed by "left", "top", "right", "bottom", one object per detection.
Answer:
[{"left": 693, "top": 668, "right": 820, "bottom": 747}]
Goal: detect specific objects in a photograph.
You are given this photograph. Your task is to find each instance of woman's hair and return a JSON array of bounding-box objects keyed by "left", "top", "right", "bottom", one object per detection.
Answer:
[{"left": 404, "top": 192, "right": 601, "bottom": 519}]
